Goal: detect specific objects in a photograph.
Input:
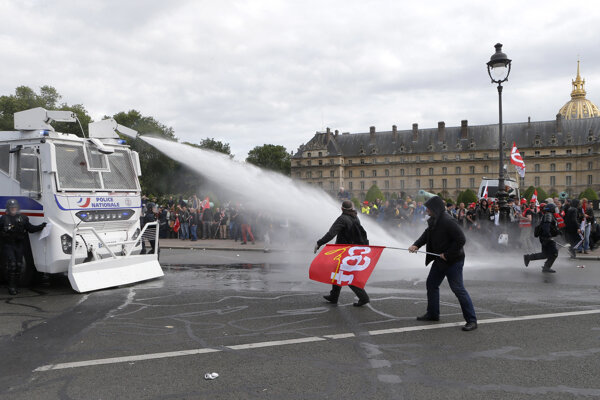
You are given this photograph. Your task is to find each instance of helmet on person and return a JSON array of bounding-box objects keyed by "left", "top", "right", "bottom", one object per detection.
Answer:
[
  {"left": 544, "top": 203, "right": 555, "bottom": 213},
  {"left": 6, "top": 199, "right": 19, "bottom": 209},
  {"left": 146, "top": 202, "right": 155, "bottom": 212}
]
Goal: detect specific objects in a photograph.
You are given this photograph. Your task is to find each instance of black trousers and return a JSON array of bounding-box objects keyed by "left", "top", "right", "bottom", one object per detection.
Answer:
[
  {"left": 2, "top": 242, "right": 24, "bottom": 269},
  {"left": 527, "top": 239, "right": 558, "bottom": 269},
  {"left": 329, "top": 284, "right": 369, "bottom": 302}
]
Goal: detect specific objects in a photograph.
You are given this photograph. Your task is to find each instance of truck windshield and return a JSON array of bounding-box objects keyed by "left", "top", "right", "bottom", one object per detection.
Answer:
[{"left": 55, "top": 144, "right": 138, "bottom": 191}]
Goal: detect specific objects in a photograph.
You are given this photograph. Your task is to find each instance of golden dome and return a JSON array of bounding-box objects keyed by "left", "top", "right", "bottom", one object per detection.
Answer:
[{"left": 558, "top": 61, "right": 600, "bottom": 119}]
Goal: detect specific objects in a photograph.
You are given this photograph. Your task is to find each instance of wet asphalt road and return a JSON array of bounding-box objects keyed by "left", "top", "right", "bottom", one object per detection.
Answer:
[{"left": 1, "top": 248, "right": 599, "bottom": 400}]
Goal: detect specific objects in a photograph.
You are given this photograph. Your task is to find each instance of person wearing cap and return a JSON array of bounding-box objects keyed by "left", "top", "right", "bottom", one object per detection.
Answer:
[
  {"left": 314, "top": 200, "right": 370, "bottom": 307},
  {"left": 465, "top": 203, "right": 477, "bottom": 230},
  {"left": 361, "top": 201, "right": 370, "bottom": 215},
  {"left": 408, "top": 196, "right": 477, "bottom": 332},
  {"left": 0, "top": 199, "right": 47, "bottom": 295},
  {"left": 523, "top": 203, "right": 559, "bottom": 273}
]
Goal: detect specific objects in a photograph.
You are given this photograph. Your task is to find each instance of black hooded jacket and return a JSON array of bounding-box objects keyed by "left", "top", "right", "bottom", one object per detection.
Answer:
[
  {"left": 317, "top": 209, "right": 368, "bottom": 246},
  {"left": 412, "top": 196, "right": 466, "bottom": 266},
  {"left": 564, "top": 198, "right": 580, "bottom": 235}
]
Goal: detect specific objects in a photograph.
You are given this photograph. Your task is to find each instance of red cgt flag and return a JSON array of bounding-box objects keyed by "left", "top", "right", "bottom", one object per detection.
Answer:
[
  {"left": 173, "top": 217, "right": 181, "bottom": 233},
  {"left": 309, "top": 244, "right": 385, "bottom": 289}
]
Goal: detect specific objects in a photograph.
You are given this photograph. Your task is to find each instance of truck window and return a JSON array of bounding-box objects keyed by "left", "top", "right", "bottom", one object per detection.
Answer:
[
  {"left": 0, "top": 144, "right": 9, "bottom": 174},
  {"left": 101, "top": 149, "right": 138, "bottom": 190},
  {"left": 55, "top": 144, "right": 102, "bottom": 190},
  {"left": 17, "top": 148, "right": 40, "bottom": 193}
]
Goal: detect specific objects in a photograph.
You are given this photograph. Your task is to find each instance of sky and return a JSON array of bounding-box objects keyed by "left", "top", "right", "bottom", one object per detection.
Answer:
[{"left": 2, "top": 0, "right": 600, "bottom": 158}]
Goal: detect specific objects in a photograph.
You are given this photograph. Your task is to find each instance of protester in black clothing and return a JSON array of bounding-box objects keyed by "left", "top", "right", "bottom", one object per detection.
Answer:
[
  {"left": 0, "top": 199, "right": 46, "bottom": 295},
  {"left": 564, "top": 199, "right": 582, "bottom": 258},
  {"left": 315, "top": 200, "right": 370, "bottom": 307},
  {"left": 524, "top": 204, "right": 559, "bottom": 273},
  {"left": 201, "top": 206, "right": 213, "bottom": 239},
  {"left": 158, "top": 206, "right": 169, "bottom": 239},
  {"left": 408, "top": 196, "right": 477, "bottom": 332}
]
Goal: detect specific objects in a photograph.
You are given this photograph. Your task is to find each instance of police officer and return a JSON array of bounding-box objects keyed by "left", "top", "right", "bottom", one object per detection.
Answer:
[
  {"left": 0, "top": 199, "right": 46, "bottom": 295},
  {"left": 523, "top": 204, "right": 559, "bottom": 273},
  {"left": 140, "top": 202, "right": 157, "bottom": 254},
  {"left": 314, "top": 200, "right": 370, "bottom": 307}
]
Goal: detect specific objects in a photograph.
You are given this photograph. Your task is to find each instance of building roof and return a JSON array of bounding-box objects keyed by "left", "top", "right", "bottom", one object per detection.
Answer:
[{"left": 293, "top": 116, "right": 600, "bottom": 158}]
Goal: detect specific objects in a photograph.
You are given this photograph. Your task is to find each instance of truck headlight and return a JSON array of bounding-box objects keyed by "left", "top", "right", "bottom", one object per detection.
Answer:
[{"left": 61, "top": 234, "right": 73, "bottom": 254}]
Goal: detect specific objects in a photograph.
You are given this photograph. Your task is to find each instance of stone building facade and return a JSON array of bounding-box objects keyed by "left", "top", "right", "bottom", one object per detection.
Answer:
[{"left": 291, "top": 63, "right": 600, "bottom": 200}]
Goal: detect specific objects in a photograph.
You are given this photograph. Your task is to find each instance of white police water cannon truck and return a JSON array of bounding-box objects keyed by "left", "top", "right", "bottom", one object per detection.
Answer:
[{"left": 0, "top": 107, "right": 163, "bottom": 292}]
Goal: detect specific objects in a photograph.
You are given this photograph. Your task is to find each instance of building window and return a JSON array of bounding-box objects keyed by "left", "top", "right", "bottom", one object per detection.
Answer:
[
  {"left": 519, "top": 177, "right": 525, "bottom": 187},
  {"left": 416, "top": 155, "right": 421, "bottom": 162},
  {"left": 550, "top": 163, "right": 555, "bottom": 172},
  {"left": 484, "top": 165, "right": 489, "bottom": 173},
  {"left": 360, "top": 181, "right": 365, "bottom": 190},
  {"left": 348, "top": 182, "right": 353, "bottom": 190},
  {"left": 330, "top": 170, "right": 334, "bottom": 177},
  {"left": 588, "top": 175, "right": 593, "bottom": 185},
  {"left": 348, "top": 171, "right": 353, "bottom": 178},
  {"left": 416, "top": 179, "right": 421, "bottom": 189},
  {"left": 484, "top": 153, "right": 489, "bottom": 159},
  {"left": 385, "top": 169, "right": 390, "bottom": 177},
  {"left": 307, "top": 152, "right": 311, "bottom": 158},
  {"left": 566, "top": 176, "right": 572, "bottom": 186},
  {"left": 442, "top": 179, "right": 447, "bottom": 189},
  {"left": 550, "top": 150, "right": 555, "bottom": 156},
  {"left": 429, "top": 179, "right": 434, "bottom": 188},
  {"left": 360, "top": 170, "right": 365, "bottom": 178},
  {"left": 318, "top": 171, "right": 322, "bottom": 178},
  {"left": 296, "top": 172, "right": 301, "bottom": 178},
  {"left": 521, "top": 151, "right": 525, "bottom": 157},
  {"left": 372, "top": 158, "right": 377, "bottom": 164},
  {"left": 416, "top": 168, "right": 421, "bottom": 176},
  {"left": 400, "top": 169, "right": 405, "bottom": 176},
  {"left": 534, "top": 164, "right": 540, "bottom": 172},
  {"left": 384, "top": 158, "right": 390, "bottom": 163},
  {"left": 550, "top": 176, "right": 555, "bottom": 186},
  {"left": 429, "top": 155, "right": 434, "bottom": 161},
  {"left": 318, "top": 160, "right": 323, "bottom": 166},
  {"left": 442, "top": 155, "right": 448, "bottom": 161},
  {"left": 330, "top": 181, "right": 334, "bottom": 191},
  {"left": 456, "top": 154, "right": 461, "bottom": 160},
  {"left": 400, "top": 180, "right": 405, "bottom": 189},
  {"left": 535, "top": 176, "right": 540, "bottom": 186},
  {"left": 348, "top": 160, "right": 353, "bottom": 165},
  {"left": 372, "top": 180, "right": 377, "bottom": 187},
  {"left": 360, "top": 159, "right": 365, "bottom": 164},
  {"left": 372, "top": 170, "right": 377, "bottom": 177},
  {"left": 469, "top": 178, "right": 475, "bottom": 188},
  {"left": 318, "top": 152, "right": 322, "bottom": 157},
  {"left": 566, "top": 163, "right": 571, "bottom": 171},
  {"left": 456, "top": 166, "right": 461, "bottom": 174},
  {"left": 296, "top": 161, "right": 301, "bottom": 166},
  {"left": 442, "top": 167, "right": 447, "bottom": 174},
  {"left": 307, "top": 171, "right": 312, "bottom": 178},
  {"left": 470, "top": 153, "right": 475, "bottom": 160},
  {"left": 384, "top": 180, "right": 389, "bottom": 189},
  {"left": 588, "top": 161, "right": 593, "bottom": 170},
  {"left": 429, "top": 167, "right": 434, "bottom": 176},
  {"left": 469, "top": 166, "right": 475, "bottom": 174},
  {"left": 566, "top": 149, "right": 572, "bottom": 155},
  {"left": 588, "top": 148, "right": 592, "bottom": 154},
  {"left": 329, "top": 159, "right": 334, "bottom": 165},
  {"left": 535, "top": 150, "right": 540, "bottom": 156},
  {"left": 307, "top": 160, "right": 311, "bottom": 166},
  {"left": 456, "top": 178, "right": 461, "bottom": 188}
]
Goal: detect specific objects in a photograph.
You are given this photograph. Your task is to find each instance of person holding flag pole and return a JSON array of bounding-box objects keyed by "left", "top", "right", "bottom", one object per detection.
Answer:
[{"left": 408, "top": 195, "right": 478, "bottom": 332}]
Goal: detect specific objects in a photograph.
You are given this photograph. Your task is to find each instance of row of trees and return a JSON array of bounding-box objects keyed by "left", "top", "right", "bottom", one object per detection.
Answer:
[{"left": 0, "top": 86, "right": 292, "bottom": 196}]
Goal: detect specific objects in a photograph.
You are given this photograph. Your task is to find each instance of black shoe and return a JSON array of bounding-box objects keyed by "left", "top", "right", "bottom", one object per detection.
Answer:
[
  {"left": 353, "top": 298, "right": 370, "bottom": 307},
  {"left": 462, "top": 322, "right": 478, "bottom": 331},
  {"left": 542, "top": 268, "right": 556, "bottom": 273},
  {"left": 241, "top": 242, "right": 247, "bottom": 245},
  {"left": 8, "top": 287, "right": 18, "bottom": 295},
  {"left": 323, "top": 295, "right": 338, "bottom": 304},
  {"left": 416, "top": 313, "right": 439, "bottom": 321},
  {"left": 523, "top": 254, "right": 530, "bottom": 267}
]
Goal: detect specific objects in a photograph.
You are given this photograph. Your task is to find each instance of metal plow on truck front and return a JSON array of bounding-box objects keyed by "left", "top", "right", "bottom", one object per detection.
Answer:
[{"left": 68, "top": 222, "right": 163, "bottom": 293}]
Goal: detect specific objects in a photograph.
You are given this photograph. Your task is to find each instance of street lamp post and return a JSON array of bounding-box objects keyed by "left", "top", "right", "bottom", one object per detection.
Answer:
[{"left": 487, "top": 43, "right": 512, "bottom": 226}]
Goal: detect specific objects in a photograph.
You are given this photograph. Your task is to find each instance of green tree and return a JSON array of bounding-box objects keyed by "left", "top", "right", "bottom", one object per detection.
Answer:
[
  {"left": 184, "top": 137, "right": 232, "bottom": 158},
  {"left": 0, "top": 85, "right": 92, "bottom": 135},
  {"left": 535, "top": 187, "right": 548, "bottom": 201},
  {"left": 365, "top": 184, "right": 385, "bottom": 203},
  {"left": 579, "top": 187, "right": 599, "bottom": 200},
  {"left": 456, "top": 191, "right": 464, "bottom": 204},
  {"left": 523, "top": 186, "right": 535, "bottom": 200},
  {"left": 461, "top": 188, "right": 478, "bottom": 204},
  {"left": 351, "top": 197, "right": 360, "bottom": 209},
  {"left": 246, "top": 144, "right": 291, "bottom": 175}
]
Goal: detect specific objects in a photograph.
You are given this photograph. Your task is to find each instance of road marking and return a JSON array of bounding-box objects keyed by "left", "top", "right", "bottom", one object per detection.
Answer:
[{"left": 34, "top": 308, "right": 600, "bottom": 372}]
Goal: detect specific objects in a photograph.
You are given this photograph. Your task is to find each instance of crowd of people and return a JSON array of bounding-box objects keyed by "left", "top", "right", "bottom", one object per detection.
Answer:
[
  {"left": 352, "top": 194, "right": 599, "bottom": 256},
  {"left": 141, "top": 195, "right": 279, "bottom": 246}
]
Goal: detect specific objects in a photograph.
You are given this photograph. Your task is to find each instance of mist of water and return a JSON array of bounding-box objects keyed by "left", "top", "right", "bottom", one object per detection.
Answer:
[{"left": 140, "top": 137, "right": 547, "bottom": 282}]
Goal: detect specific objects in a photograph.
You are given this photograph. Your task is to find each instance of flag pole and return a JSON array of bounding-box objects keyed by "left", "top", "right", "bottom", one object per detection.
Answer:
[{"left": 385, "top": 246, "right": 441, "bottom": 257}]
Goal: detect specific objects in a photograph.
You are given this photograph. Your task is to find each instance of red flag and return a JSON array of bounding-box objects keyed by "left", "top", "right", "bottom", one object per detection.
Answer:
[
  {"left": 173, "top": 217, "right": 181, "bottom": 233},
  {"left": 201, "top": 197, "right": 210, "bottom": 210},
  {"left": 309, "top": 244, "right": 385, "bottom": 289},
  {"left": 510, "top": 142, "right": 526, "bottom": 178},
  {"left": 531, "top": 189, "right": 538, "bottom": 206}
]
